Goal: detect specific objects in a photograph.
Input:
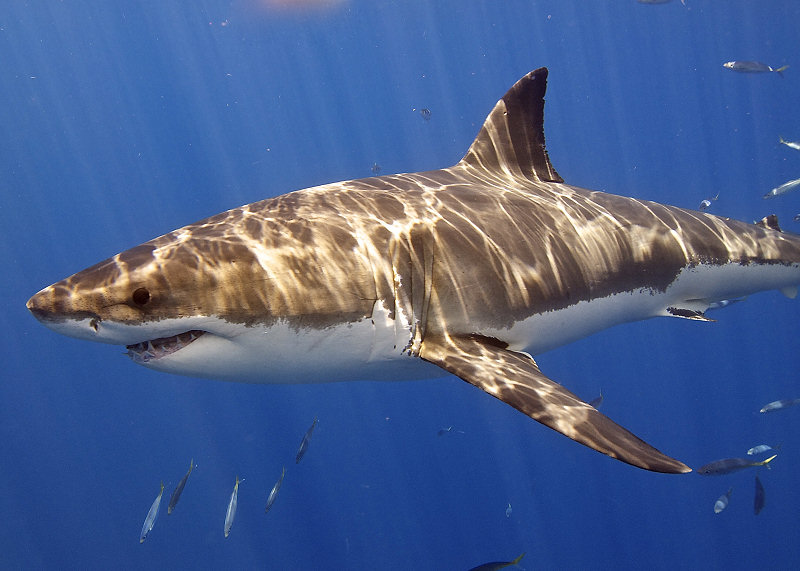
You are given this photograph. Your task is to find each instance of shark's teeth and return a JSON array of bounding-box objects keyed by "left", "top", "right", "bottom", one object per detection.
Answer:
[{"left": 126, "top": 330, "right": 205, "bottom": 363}]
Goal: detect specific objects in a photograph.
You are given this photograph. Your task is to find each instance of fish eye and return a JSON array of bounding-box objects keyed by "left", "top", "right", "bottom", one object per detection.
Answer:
[{"left": 132, "top": 287, "right": 151, "bottom": 306}]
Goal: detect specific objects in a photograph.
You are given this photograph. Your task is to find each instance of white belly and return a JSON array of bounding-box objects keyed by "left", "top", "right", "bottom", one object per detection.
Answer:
[
  {"left": 143, "top": 301, "right": 443, "bottom": 383},
  {"left": 485, "top": 262, "right": 800, "bottom": 355}
]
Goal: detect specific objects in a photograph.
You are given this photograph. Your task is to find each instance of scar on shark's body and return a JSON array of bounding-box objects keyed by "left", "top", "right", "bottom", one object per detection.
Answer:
[{"left": 28, "top": 68, "right": 800, "bottom": 474}]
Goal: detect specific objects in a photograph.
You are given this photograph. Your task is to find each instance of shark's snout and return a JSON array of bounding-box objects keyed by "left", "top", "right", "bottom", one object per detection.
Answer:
[
  {"left": 26, "top": 285, "right": 95, "bottom": 324},
  {"left": 26, "top": 285, "right": 109, "bottom": 345},
  {"left": 26, "top": 291, "right": 46, "bottom": 319}
]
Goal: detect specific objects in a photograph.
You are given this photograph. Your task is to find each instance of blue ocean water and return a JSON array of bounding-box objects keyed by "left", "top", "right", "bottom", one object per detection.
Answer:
[{"left": 2, "top": 1, "right": 800, "bottom": 568}]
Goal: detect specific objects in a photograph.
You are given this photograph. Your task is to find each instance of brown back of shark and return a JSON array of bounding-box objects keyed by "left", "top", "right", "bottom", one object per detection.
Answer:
[{"left": 28, "top": 69, "right": 800, "bottom": 474}]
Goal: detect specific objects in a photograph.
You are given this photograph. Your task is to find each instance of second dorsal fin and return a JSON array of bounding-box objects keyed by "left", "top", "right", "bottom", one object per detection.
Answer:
[{"left": 756, "top": 214, "right": 782, "bottom": 232}]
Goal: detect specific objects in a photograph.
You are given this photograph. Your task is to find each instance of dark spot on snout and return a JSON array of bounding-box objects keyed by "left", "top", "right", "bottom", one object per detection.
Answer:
[{"left": 132, "top": 287, "right": 151, "bottom": 306}]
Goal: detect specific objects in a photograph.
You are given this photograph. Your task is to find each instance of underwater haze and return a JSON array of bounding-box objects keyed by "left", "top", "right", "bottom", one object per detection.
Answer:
[{"left": 3, "top": 1, "right": 800, "bottom": 569}]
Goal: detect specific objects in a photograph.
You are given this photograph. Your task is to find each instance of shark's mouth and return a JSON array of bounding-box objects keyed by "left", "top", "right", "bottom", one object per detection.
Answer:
[{"left": 126, "top": 330, "right": 206, "bottom": 363}]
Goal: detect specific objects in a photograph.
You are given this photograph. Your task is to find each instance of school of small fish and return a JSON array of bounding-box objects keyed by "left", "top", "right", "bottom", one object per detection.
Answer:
[
  {"left": 694, "top": 130, "right": 800, "bottom": 208},
  {"left": 696, "top": 132, "right": 800, "bottom": 208},
  {"left": 693, "top": 43, "right": 800, "bottom": 520},
  {"left": 137, "top": 417, "right": 318, "bottom": 543},
  {"left": 682, "top": 55, "right": 799, "bottom": 212},
  {"left": 578, "top": 376, "right": 792, "bottom": 518},
  {"left": 702, "top": 396, "right": 800, "bottom": 515},
  {"left": 764, "top": 136, "right": 800, "bottom": 202}
]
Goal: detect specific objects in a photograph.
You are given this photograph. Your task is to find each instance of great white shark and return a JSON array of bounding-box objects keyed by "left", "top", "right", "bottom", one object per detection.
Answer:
[{"left": 27, "top": 68, "right": 800, "bottom": 474}]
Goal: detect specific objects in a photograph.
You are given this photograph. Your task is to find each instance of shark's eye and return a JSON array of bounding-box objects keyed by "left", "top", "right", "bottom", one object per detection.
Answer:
[{"left": 132, "top": 287, "right": 151, "bottom": 306}]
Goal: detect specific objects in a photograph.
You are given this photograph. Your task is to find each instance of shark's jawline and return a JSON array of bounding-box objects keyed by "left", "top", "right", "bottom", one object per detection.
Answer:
[
  {"left": 26, "top": 67, "right": 800, "bottom": 475},
  {"left": 126, "top": 330, "right": 205, "bottom": 363}
]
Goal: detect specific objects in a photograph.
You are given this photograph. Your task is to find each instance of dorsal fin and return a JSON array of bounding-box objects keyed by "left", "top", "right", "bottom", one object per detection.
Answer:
[{"left": 459, "top": 67, "right": 563, "bottom": 183}]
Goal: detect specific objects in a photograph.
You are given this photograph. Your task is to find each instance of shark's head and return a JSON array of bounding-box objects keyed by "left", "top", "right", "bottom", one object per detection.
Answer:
[
  {"left": 26, "top": 236, "right": 258, "bottom": 376},
  {"left": 26, "top": 204, "right": 399, "bottom": 383}
]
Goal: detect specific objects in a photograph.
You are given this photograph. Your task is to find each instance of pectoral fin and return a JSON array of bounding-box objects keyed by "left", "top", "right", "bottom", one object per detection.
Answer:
[{"left": 419, "top": 334, "right": 691, "bottom": 474}]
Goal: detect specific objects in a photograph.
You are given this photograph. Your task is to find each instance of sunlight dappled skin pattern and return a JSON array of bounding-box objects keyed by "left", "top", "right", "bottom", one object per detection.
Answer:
[
  {"left": 27, "top": 68, "right": 800, "bottom": 472},
  {"left": 415, "top": 165, "right": 800, "bottom": 339},
  {"left": 30, "top": 167, "right": 800, "bottom": 335},
  {"left": 29, "top": 68, "right": 800, "bottom": 339}
]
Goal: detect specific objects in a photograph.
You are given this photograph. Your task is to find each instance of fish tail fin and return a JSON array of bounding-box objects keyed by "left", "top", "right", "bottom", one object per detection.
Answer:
[
  {"left": 761, "top": 454, "right": 778, "bottom": 468},
  {"left": 776, "top": 65, "right": 789, "bottom": 77},
  {"left": 160, "top": 480, "right": 164, "bottom": 493},
  {"left": 189, "top": 458, "right": 194, "bottom": 472},
  {"left": 511, "top": 552, "right": 526, "bottom": 566},
  {"left": 780, "top": 136, "right": 787, "bottom": 144}
]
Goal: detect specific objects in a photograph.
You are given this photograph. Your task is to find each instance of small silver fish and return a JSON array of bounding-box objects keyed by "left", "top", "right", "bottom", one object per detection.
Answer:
[
  {"left": 723, "top": 61, "right": 789, "bottom": 75},
  {"left": 707, "top": 298, "right": 745, "bottom": 311},
  {"left": 747, "top": 444, "right": 775, "bottom": 456},
  {"left": 265, "top": 467, "right": 286, "bottom": 514},
  {"left": 713, "top": 487, "right": 733, "bottom": 514},
  {"left": 698, "top": 192, "right": 719, "bottom": 211},
  {"left": 760, "top": 398, "right": 800, "bottom": 413},
  {"left": 296, "top": 417, "right": 319, "bottom": 464},
  {"left": 505, "top": 502, "right": 512, "bottom": 518},
  {"left": 168, "top": 458, "right": 194, "bottom": 515},
  {"left": 224, "top": 476, "right": 240, "bottom": 538},
  {"left": 763, "top": 178, "right": 800, "bottom": 199},
  {"left": 140, "top": 481, "right": 164, "bottom": 544},
  {"left": 707, "top": 299, "right": 742, "bottom": 310},
  {"left": 779, "top": 137, "right": 800, "bottom": 151}
]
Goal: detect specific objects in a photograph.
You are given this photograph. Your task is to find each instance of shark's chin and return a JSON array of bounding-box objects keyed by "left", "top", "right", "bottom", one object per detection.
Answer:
[{"left": 125, "top": 330, "right": 206, "bottom": 363}]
